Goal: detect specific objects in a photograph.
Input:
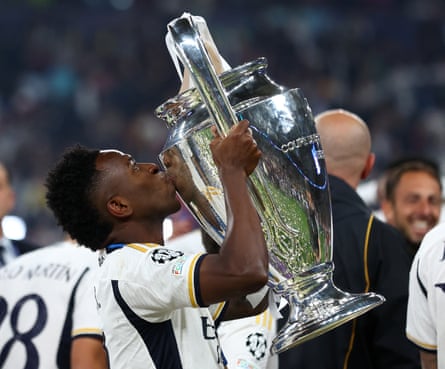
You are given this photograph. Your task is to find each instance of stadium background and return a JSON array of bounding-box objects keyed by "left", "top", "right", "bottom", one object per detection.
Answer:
[{"left": 1, "top": 0, "right": 444, "bottom": 244}]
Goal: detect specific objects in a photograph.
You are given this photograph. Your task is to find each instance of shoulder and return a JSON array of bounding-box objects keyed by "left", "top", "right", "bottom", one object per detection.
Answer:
[
  {"left": 420, "top": 223, "right": 445, "bottom": 249},
  {"left": 415, "top": 223, "right": 445, "bottom": 263},
  {"left": 370, "top": 216, "right": 404, "bottom": 241},
  {"left": 368, "top": 216, "right": 413, "bottom": 264},
  {"left": 166, "top": 229, "right": 205, "bottom": 254},
  {"left": 8, "top": 242, "right": 97, "bottom": 269}
]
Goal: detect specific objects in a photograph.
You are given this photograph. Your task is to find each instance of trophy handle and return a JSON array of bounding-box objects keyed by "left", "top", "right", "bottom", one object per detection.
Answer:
[{"left": 167, "top": 13, "right": 237, "bottom": 136}]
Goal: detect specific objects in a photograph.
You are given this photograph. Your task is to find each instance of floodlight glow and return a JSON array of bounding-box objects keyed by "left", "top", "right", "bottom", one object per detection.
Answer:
[{"left": 2, "top": 215, "right": 27, "bottom": 240}]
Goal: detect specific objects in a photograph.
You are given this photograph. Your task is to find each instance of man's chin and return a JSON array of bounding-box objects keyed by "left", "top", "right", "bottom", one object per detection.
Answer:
[
  {"left": 175, "top": 199, "right": 183, "bottom": 211},
  {"left": 410, "top": 233, "right": 427, "bottom": 246}
]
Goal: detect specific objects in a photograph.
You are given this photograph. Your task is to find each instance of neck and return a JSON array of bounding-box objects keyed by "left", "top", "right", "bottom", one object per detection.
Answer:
[
  {"left": 328, "top": 167, "right": 363, "bottom": 190},
  {"left": 104, "top": 221, "right": 165, "bottom": 247}
]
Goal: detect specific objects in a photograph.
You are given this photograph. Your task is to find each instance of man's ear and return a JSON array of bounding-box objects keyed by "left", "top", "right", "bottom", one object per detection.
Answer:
[
  {"left": 361, "top": 152, "right": 375, "bottom": 180},
  {"left": 380, "top": 199, "right": 394, "bottom": 223},
  {"left": 107, "top": 196, "right": 132, "bottom": 218}
]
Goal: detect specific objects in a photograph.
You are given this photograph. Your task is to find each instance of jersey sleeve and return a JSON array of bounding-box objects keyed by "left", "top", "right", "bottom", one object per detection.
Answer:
[
  {"left": 72, "top": 266, "right": 103, "bottom": 339},
  {"left": 208, "top": 301, "right": 228, "bottom": 325},
  {"left": 406, "top": 243, "right": 437, "bottom": 351}
]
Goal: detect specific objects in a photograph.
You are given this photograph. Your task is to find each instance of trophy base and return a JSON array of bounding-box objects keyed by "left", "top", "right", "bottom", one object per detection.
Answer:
[{"left": 270, "top": 274, "right": 385, "bottom": 354}]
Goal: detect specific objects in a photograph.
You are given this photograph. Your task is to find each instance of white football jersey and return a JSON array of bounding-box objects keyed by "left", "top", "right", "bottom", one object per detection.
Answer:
[
  {"left": 0, "top": 241, "right": 103, "bottom": 369},
  {"left": 218, "top": 309, "right": 278, "bottom": 369},
  {"left": 95, "top": 242, "right": 227, "bottom": 369},
  {"left": 406, "top": 222, "right": 445, "bottom": 368},
  {"left": 167, "top": 231, "right": 278, "bottom": 369}
]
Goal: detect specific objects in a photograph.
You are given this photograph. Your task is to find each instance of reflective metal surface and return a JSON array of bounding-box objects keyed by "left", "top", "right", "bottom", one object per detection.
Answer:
[{"left": 156, "top": 13, "right": 384, "bottom": 354}]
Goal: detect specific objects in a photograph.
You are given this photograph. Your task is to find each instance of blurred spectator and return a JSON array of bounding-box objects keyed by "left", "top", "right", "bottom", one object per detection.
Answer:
[
  {"left": 379, "top": 157, "right": 442, "bottom": 260},
  {"left": 0, "top": 161, "right": 40, "bottom": 266}
]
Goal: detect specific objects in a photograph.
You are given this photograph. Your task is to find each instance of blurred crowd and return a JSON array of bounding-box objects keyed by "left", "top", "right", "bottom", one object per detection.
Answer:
[{"left": 1, "top": 0, "right": 445, "bottom": 244}]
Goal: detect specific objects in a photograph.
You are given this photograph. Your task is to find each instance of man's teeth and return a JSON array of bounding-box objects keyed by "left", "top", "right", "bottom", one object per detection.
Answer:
[{"left": 412, "top": 220, "right": 429, "bottom": 232}]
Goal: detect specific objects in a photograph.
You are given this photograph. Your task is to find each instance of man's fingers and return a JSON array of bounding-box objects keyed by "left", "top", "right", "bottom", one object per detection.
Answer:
[
  {"left": 228, "top": 119, "right": 249, "bottom": 134},
  {"left": 210, "top": 125, "right": 220, "bottom": 138},
  {"left": 212, "top": 120, "right": 251, "bottom": 138}
]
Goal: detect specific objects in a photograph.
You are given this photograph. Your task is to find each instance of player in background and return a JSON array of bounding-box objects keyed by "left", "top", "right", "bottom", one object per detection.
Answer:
[
  {"left": 0, "top": 238, "right": 108, "bottom": 369},
  {"left": 406, "top": 222, "right": 445, "bottom": 369}
]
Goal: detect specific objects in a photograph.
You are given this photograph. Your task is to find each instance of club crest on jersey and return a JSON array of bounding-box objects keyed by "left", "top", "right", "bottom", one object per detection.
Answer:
[
  {"left": 246, "top": 332, "right": 267, "bottom": 360},
  {"left": 235, "top": 359, "right": 255, "bottom": 369},
  {"left": 172, "top": 255, "right": 187, "bottom": 276},
  {"left": 151, "top": 248, "right": 184, "bottom": 264}
]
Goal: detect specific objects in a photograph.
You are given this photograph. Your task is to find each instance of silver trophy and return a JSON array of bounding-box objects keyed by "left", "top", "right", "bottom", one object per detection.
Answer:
[{"left": 156, "top": 14, "right": 384, "bottom": 354}]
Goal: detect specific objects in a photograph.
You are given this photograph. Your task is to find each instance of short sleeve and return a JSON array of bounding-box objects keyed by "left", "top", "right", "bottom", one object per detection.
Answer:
[
  {"left": 115, "top": 247, "right": 207, "bottom": 322},
  {"left": 72, "top": 267, "right": 103, "bottom": 338},
  {"left": 406, "top": 235, "right": 439, "bottom": 351}
]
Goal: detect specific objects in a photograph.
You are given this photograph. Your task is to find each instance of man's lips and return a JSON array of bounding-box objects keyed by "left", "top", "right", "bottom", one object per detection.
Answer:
[{"left": 164, "top": 172, "right": 177, "bottom": 187}]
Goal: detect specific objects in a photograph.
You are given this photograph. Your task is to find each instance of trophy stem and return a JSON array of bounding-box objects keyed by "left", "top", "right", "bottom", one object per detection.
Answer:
[{"left": 271, "top": 262, "right": 385, "bottom": 354}]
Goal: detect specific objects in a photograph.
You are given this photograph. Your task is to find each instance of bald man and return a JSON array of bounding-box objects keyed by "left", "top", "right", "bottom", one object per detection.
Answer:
[
  {"left": 316, "top": 109, "right": 375, "bottom": 189},
  {"left": 279, "top": 109, "right": 420, "bottom": 369}
]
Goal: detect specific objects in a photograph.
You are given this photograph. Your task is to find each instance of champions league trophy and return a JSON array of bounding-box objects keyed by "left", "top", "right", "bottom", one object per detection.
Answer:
[{"left": 155, "top": 13, "right": 384, "bottom": 354}]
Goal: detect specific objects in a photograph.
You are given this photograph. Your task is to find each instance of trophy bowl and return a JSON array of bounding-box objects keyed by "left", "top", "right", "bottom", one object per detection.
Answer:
[{"left": 156, "top": 14, "right": 384, "bottom": 354}]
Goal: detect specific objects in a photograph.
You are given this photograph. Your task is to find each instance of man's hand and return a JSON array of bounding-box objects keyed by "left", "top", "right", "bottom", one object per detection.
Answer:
[{"left": 210, "top": 120, "right": 261, "bottom": 176}]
